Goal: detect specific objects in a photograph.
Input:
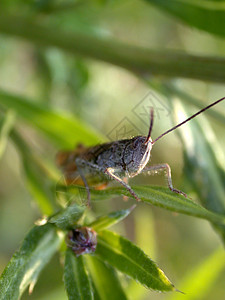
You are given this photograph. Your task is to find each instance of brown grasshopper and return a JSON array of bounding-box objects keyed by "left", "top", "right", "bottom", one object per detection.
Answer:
[{"left": 56, "top": 97, "right": 225, "bottom": 205}]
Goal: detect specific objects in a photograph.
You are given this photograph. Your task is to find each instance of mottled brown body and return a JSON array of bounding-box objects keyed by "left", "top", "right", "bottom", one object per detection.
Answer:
[{"left": 56, "top": 136, "right": 152, "bottom": 186}]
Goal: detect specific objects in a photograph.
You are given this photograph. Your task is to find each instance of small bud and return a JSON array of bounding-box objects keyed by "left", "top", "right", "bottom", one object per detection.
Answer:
[{"left": 67, "top": 227, "right": 97, "bottom": 256}]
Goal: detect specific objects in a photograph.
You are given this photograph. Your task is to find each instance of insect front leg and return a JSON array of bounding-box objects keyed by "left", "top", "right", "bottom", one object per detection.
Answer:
[
  {"left": 104, "top": 167, "right": 141, "bottom": 202},
  {"left": 143, "top": 163, "right": 187, "bottom": 198},
  {"left": 75, "top": 158, "right": 104, "bottom": 206}
]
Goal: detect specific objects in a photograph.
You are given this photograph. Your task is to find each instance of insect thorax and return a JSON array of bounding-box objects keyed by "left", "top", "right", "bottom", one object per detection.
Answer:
[{"left": 95, "top": 136, "right": 152, "bottom": 177}]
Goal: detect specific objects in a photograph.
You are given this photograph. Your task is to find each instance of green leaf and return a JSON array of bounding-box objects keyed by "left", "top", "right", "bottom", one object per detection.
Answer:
[
  {"left": 95, "top": 230, "right": 175, "bottom": 292},
  {"left": 0, "top": 110, "right": 15, "bottom": 159},
  {"left": 175, "top": 102, "right": 225, "bottom": 212},
  {"left": 64, "top": 249, "right": 93, "bottom": 300},
  {"left": 85, "top": 255, "right": 128, "bottom": 300},
  {"left": 57, "top": 184, "right": 225, "bottom": 226},
  {"left": 126, "top": 208, "right": 156, "bottom": 300},
  {"left": 148, "top": 81, "right": 225, "bottom": 126},
  {"left": 172, "top": 100, "right": 225, "bottom": 240},
  {"left": 0, "top": 224, "right": 62, "bottom": 300},
  {"left": 49, "top": 203, "right": 85, "bottom": 230},
  {"left": 146, "top": 0, "right": 225, "bottom": 38},
  {"left": 0, "top": 90, "right": 103, "bottom": 148},
  {"left": 168, "top": 247, "right": 225, "bottom": 300},
  {"left": 87, "top": 206, "right": 136, "bottom": 231},
  {"left": 10, "top": 130, "right": 56, "bottom": 215},
  {"left": 23, "top": 160, "right": 55, "bottom": 215}
]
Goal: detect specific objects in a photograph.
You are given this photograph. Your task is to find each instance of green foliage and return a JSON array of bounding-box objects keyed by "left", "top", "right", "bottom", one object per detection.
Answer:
[
  {"left": 10, "top": 130, "right": 57, "bottom": 215},
  {"left": 85, "top": 256, "right": 127, "bottom": 300},
  {"left": 49, "top": 203, "right": 85, "bottom": 230},
  {"left": 172, "top": 100, "right": 225, "bottom": 242},
  {"left": 0, "top": 1, "right": 224, "bottom": 299},
  {"left": 0, "top": 110, "right": 15, "bottom": 160},
  {"left": 0, "top": 15, "right": 225, "bottom": 82},
  {"left": 57, "top": 184, "right": 225, "bottom": 225},
  {"left": 95, "top": 230, "right": 175, "bottom": 292},
  {"left": 0, "top": 224, "right": 62, "bottom": 300},
  {"left": 146, "top": 0, "right": 225, "bottom": 38},
  {"left": 0, "top": 90, "right": 102, "bottom": 148},
  {"left": 64, "top": 251, "right": 93, "bottom": 300},
  {"left": 87, "top": 206, "right": 136, "bottom": 231}
]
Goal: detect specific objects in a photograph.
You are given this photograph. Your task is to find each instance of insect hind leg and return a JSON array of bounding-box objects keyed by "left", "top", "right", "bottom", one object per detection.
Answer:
[{"left": 143, "top": 163, "right": 187, "bottom": 198}]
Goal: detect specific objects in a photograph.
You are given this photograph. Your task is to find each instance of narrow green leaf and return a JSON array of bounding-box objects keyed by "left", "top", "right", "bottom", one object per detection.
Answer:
[
  {"left": 146, "top": 0, "right": 225, "bottom": 38},
  {"left": 126, "top": 208, "right": 156, "bottom": 300},
  {"left": 148, "top": 81, "right": 225, "bottom": 126},
  {"left": 168, "top": 247, "right": 225, "bottom": 300},
  {"left": 85, "top": 255, "right": 128, "bottom": 300},
  {"left": 11, "top": 130, "right": 56, "bottom": 215},
  {"left": 64, "top": 249, "right": 93, "bottom": 300},
  {"left": 0, "top": 224, "right": 62, "bottom": 300},
  {"left": 23, "top": 158, "right": 56, "bottom": 215},
  {"left": 49, "top": 203, "right": 85, "bottom": 230},
  {"left": 87, "top": 206, "right": 136, "bottom": 231},
  {"left": 95, "top": 230, "right": 175, "bottom": 292},
  {"left": 175, "top": 102, "right": 225, "bottom": 212},
  {"left": 57, "top": 185, "right": 225, "bottom": 226},
  {"left": 0, "top": 90, "right": 103, "bottom": 148},
  {"left": 172, "top": 100, "right": 225, "bottom": 240},
  {"left": 0, "top": 110, "right": 15, "bottom": 159}
]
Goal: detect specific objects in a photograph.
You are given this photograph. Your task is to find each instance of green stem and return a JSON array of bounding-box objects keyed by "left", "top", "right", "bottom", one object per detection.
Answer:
[{"left": 0, "top": 14, "right": 225, "bottom": 82}]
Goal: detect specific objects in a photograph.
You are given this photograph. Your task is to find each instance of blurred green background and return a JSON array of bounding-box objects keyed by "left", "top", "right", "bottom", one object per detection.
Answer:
[{"left": 0, "top": 1, "right": 225, "bottom": 299}]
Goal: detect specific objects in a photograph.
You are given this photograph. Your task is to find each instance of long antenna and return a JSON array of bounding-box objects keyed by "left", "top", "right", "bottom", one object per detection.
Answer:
[
  {"left": 152, "top": 96, "right": 225, "bottom": 145},
  {"left": 145, "top": 108, "right": 154, "bottom": 144}
]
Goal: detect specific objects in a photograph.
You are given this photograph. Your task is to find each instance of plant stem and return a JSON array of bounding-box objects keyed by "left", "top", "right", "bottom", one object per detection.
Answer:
[{"left": 0, "top": 14, "right": 225, "bottom": 82}]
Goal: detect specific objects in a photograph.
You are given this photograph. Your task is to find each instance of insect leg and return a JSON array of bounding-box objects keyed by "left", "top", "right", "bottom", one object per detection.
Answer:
[
  {"left": 122, "top": 177, "right": 129, "bottom": 201},
  {"left": 143, "top": 163, "right": 187, "bottom": 197},
  {"left": 104, "top": 167, "right": 141, "bottom": 202},
  {"left": 75, "top": 158, "right": 104, "bottom": 205}
]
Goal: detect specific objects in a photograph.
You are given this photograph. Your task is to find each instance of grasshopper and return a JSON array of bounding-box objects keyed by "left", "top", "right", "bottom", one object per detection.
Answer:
[{"left": 56, "top": 97, "right": 225, "bottom": 205}]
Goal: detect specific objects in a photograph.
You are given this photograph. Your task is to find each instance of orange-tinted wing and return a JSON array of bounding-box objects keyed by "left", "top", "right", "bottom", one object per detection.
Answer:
[
  {"left": 56, "top": 143, "right": 86, "bottom": 172},
  {"left": 56, "top": 143, "right": 110, "bottom": 188}
]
